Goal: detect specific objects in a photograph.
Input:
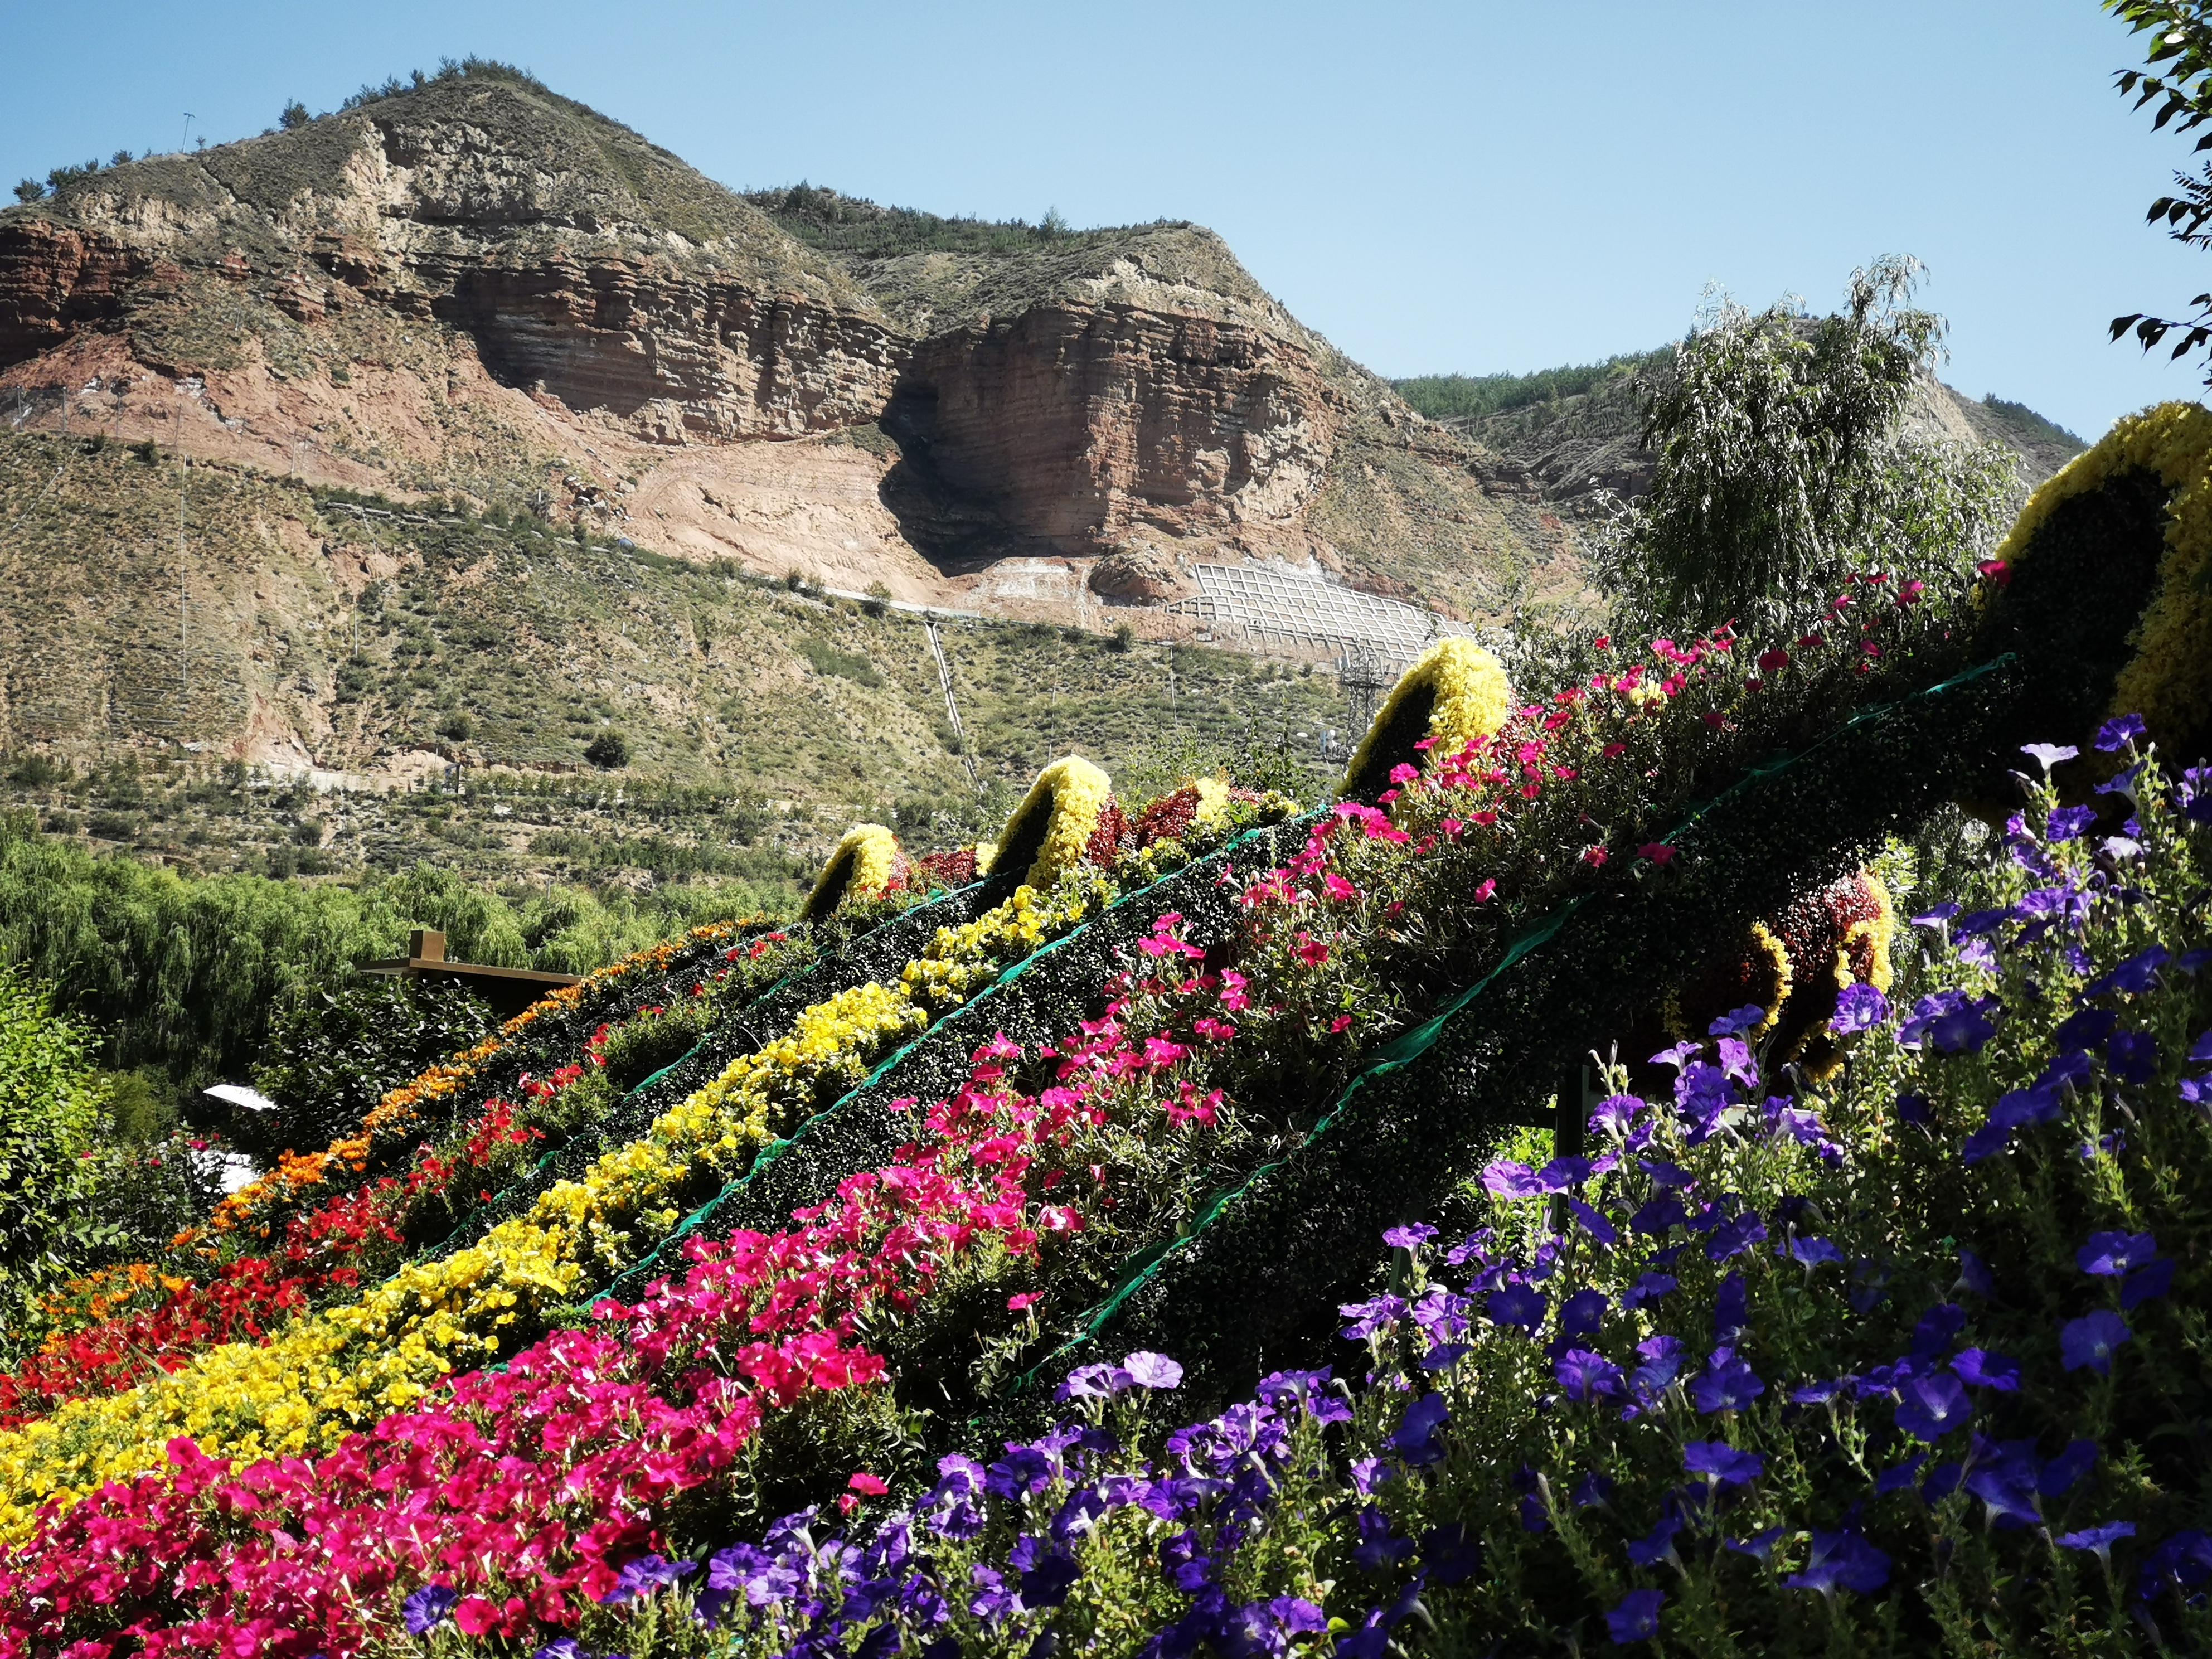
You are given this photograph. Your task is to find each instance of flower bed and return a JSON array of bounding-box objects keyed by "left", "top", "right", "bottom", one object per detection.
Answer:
[
  {"left": 331, "top": 717, "right": 2211, "bottom": 1659},
  {"left": 0, "top": 866, "right": 1137, "bottom": 1535}
]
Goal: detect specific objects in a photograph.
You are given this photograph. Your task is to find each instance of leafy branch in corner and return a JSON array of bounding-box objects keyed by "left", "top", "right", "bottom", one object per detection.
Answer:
[{"left": 2105, "top": 1, "right": 2212, "bottom": 370}]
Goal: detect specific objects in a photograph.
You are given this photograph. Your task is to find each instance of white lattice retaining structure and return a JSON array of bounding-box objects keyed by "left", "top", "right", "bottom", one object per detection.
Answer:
[{"left": 1172, "top": 563, "right": 1479, "bottom": 673}]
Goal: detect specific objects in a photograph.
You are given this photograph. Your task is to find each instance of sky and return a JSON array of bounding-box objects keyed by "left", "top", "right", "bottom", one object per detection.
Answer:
[{"left": 2, "top": 0, "right": 2205, "bottom": 442}]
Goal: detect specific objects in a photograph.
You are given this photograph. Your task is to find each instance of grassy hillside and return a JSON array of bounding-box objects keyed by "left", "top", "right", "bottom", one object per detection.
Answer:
[{"left": 0, "top": 430, "right": 1347, "bottom": 889}]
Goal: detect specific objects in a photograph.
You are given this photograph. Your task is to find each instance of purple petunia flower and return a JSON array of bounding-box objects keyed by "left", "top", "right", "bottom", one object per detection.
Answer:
[
  {"left": 2055, "top": 1006, "right": 2120, "bottom": 1052},
  {"left": 1912, "top": 901, "right": 1961, "bottom": 929},
  {"left": 1791, "top": 1377, "right": 1851, "bottom": 1405},
  {"left": 2048, "top": 804, "right": 2098, "bottom": 842},
  {"left": 1124, "top": 1351, "right": 1184, "bottom": 1389},
  {"left": 1789, "top": 1234, "right": 1845, "bottom": 1272},
  {"left": 1619, "top": 1272, "right": 1678, "bottom": 1310},
  {"left": 1382, "top": 1223, "right": 1438, "bottom": 1250},
  {"left": 1874, "top": 1452, "right": 1928, "bottom": 1495},
  {"left": 1691, "top": 1351, "right": 1765, "bottom": 1414},
  {"left": 1895, "top": 1092, "right": 1934, "bottom": 1127},
  {"left": 1626, "top": 1513, "right": 1685, "bottom": 1568},
  {"left": 1785, "top": 1527, "right": 1891, "bottom": 1598},
  {"left": 2086, "top": 944, "right": 2170, "bottom": 998},
  {"left": 2122, "top": 1257, "right": 2176, "bottom": 1309},
  {"left": 1479, "top": 1158, "right": 1548, "bottom": 1199},
  {"left": 2078, "top": 1230, "right": 2157, "bottom": 1277},
  {"left": 1683, "top": 1439, "right": 1764, "bottom": 1488},
  {"left": 1706, "top": 1211, "right": 1768, "bottom": 1264},
  {"left": 2060, "top": 1309, "right": 2132, "bottom": 1374},
  {"left": 1487, "top": 1283, "right": 1548, "bottom": 1334},
  {"left": 1950, "top": 1348, "right": 2021, "bottom": 1391},
  {"left": 1556, "top": 1348, "right": 1626, "bottom": 1404},
  {"left": 1560, "top": 1288, "right": 1609, "bottom": 1340},
  {"left": 1712, "top": 1271, "right": 1748, "bottom": 1343},
  {"left": 1568, "top": 1197, "right": 1619, "bottom": 1245},
  {"left": 1589, "top": 1093, "right": 1646, "bottom": 1136},
  {"left": 402, "top": 1586, "right": 460, "bottom": 1635},
  {"left": 2041, "top": 1439, "right": 2099, "bottom": 1496},
  {"left": 1056, "top": 1362, "right": 1134, "bottom": 1401},
  {"left": 1574, "top": 1471, "right": 1615, "bottom": 1508},
  {"left": 1725, "top": 1527, "right": 1785, "bottom": 1561},
  {"left": 1422, "top": 1522, "right": 1483, "bottom": 1586},
  {"left": 599, "top": 1553, "right": 695, "bottom": 1605},
  {"left": 1899, "top": 988, "right": 2000, "bottom": 1055},
  {"left": 1628, "top": 1335, "right": 1688, "bottom": 1413},
  {"left": 1709, "top": 1005, "right": 1767, "bottom": 1037},
  {"left": 2056, "top": 1520, "right": 2136, "bottom": 1566},
  {"left": 2107, "top": 1030, "right": 2160, "bottom": 1083},
  {"left": 1540, "top": 1156, "right": 1597, "bottom": 1191},
  {"left": 1389, "top": 1393, "right": 1451, "bottom": 1464},
  {"left": 1830, "top": 982, "right": 1891, "bottom": 1035},
  {"left": 1895, "top": 1373, "right": 1973, "bottom": 1442},
  {"left": 2021, "top": 741, "right": 2079, "bottom": 773},
  {"left": 1338, "top": 1296, "right": 1408, "bottom": 1341},
  {"left": 2095, "top": 713, "right": 2146, "bottom": 752},
  {"left": 1607, "top": 1587, "right": 1666, "bottom": 1643}
]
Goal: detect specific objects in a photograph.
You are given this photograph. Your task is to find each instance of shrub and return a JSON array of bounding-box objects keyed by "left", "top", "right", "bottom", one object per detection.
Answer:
[
  {"left": 0, "top": 967, "right": 106, "bottom": 1293},
  {"left": 279, "top": 100, "right": 309, "bottom": 130},
  {"left": 248, "top": 978, "right": 501, "bottom": 1159},
  {"left": 584, "top": 731, "right": 630, "bottom": 769}
]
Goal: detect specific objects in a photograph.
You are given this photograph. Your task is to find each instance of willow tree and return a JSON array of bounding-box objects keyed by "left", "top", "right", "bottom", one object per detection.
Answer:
[{"left": 1601, "top": 256, "right": 2014, "bottom": 637}]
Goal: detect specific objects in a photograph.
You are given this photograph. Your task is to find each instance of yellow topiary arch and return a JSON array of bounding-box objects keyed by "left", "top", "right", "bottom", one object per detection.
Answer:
[
  {"left": 801, "top": 824, "right": 907, "bottom": 923},
  {"left": 1339, "top": 638, "right": 1514, "bottom": 801},
  {"left": 991, "top": 756, "right": 1115, "bottom": 890},
  {"left": 1990, "top": 400, "right": 2212, "bottom": 753}
]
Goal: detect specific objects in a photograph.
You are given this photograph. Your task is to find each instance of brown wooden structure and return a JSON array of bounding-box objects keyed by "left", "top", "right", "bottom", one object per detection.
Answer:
[{"left": 361, "top": 929, "right": 581, "bottom": 1017}]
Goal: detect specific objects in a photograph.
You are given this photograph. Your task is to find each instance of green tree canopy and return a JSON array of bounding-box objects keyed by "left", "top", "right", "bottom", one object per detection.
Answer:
[{"left": 1599, "top": 257, "right": 2014, "bottom": 635}]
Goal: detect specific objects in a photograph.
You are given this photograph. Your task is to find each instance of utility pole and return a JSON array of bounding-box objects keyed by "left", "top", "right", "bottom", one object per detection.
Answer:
[
  {"left": 178, "top": 443, "right": 188, "bottom": 706},
  {"left": 181, "top": 113, "right": 196, "bottom": 152}
]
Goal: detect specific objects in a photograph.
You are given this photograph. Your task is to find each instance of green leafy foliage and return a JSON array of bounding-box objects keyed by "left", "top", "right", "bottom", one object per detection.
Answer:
[
  {"left": 0, "top": 811, "right": 767, "bottom": 1099},
  {"left": 1392, "top": 350, "right": 1670, "bottom": 423},
  {"left": 0, "top": 967, "right": 104, "bottom": 1283},
  {"left": 2106, "top": 1, "right": 2212, "bottom": 372},
  {"left": 246, "top": 979, "right": 502, "bottom": 1159}
]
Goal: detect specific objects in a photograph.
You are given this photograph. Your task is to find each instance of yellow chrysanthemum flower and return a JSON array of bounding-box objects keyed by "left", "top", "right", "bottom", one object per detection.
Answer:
[
  {"left": 1340, "top": 638, "right": 1514, "bottom": 801},
  {"left": 802, "top": 824, "right": 907, "bottom": 923},
  {"left": 992, "top": 757, "right": 1115, "bottom": 890}
]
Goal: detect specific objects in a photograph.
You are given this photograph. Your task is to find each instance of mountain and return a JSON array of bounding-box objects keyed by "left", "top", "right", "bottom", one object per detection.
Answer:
[
  {"left": 1393, "top": 356, "right": 2087, "bottom": 518},
  {"left": 0, "top": 62, "right": 1563, "bottom": 628}
]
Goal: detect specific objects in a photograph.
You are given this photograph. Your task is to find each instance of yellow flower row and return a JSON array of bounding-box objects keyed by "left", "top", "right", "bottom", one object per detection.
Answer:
[{"left": 0, "top": 886, "right": 1093, "bottom": 1538}]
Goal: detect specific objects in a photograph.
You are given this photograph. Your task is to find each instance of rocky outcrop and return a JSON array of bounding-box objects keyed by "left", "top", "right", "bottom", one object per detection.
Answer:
[
  {"left": 432, "top": 256, "right": 906, "bottom": 440},
  {"left": 893, "top": 302, "right": 1339, "bottom": 553},
  {"left": 0, "top": 220, "right": 149, "bottom": 366}
]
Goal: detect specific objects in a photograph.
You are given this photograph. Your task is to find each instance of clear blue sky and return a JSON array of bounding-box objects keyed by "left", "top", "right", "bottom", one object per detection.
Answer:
[{"left": 2, "top": 0, "right": 2204, "bottom": 441}]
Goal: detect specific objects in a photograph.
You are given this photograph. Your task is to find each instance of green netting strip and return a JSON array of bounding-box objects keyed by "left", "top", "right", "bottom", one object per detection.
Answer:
[{"left": 1018, "top": 650, "right": 2019, "bottom": 1386}]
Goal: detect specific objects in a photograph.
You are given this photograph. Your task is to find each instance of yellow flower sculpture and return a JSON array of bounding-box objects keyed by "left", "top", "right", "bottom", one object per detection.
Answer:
[
  {"left": 1340, "top": 638, "right": 1514, "bottom": 801},
  {"left": 802, "top": 824, "right": 908, "bottom": 923},
  {"left": 991, "top": 756, "right": 1116, "bottom": 890},
  {"left": 1990, "top": 400, "right": 2212, "bottom": 753}
]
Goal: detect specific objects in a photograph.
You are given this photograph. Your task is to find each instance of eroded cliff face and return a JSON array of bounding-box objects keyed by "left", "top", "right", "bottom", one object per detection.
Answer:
[
  {"left": 0, "top": 219, "right": 151, "bottom": 364},
  {"left": 431, "top": 256, "right": 905, "bottom": 440},
  {"left": 895, "top": 302, "right": 1340, "bottom": 554}
]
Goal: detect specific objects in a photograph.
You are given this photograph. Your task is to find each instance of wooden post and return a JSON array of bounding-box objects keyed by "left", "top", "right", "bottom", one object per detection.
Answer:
[
  {"left": 1555, "top": 1063, "right": 1590, "bottom": 1161},
  {"left": 408, "top": 929, "right": 446, "bottom": 963}
]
